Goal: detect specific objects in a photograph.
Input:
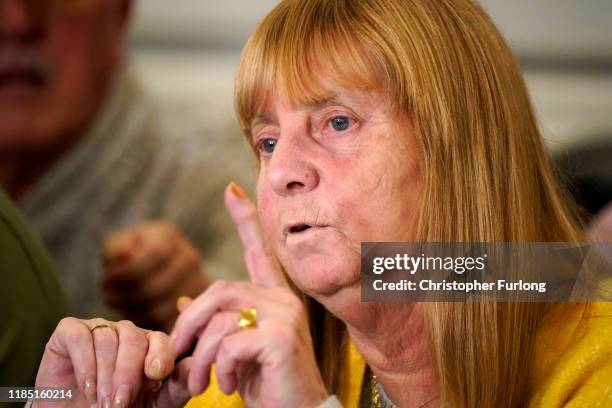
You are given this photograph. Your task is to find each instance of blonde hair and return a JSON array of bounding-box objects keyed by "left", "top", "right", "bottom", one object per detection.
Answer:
[{"left": 235, "top": 0, "right": 585, "bottom": 407}]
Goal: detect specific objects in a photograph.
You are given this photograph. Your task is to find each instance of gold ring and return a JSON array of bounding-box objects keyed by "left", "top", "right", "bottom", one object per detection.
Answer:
[
  {"left": 238, "top": 308, "right": 258, "bottom": 330},
  {"left": 89, "top": 323, "right": 115, "bottom": 333}
]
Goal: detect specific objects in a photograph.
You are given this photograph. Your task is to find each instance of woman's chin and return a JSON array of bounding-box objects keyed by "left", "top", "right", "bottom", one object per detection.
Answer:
[
  {"left": 284, "top": 251, "right": 361, "bottom": 299},
  {"left": 284, "top": 255, "right": 383, "bottom": 332}
]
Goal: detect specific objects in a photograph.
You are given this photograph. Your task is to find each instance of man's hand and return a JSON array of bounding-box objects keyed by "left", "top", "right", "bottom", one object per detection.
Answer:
[{"left": 102, "top": 221, "right": 207, "bottom": 332}]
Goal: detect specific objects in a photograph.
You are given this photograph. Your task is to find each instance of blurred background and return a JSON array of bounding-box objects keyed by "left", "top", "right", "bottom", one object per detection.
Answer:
[{"left": 130, "top": 0, "right": 612, "bottom": 215}]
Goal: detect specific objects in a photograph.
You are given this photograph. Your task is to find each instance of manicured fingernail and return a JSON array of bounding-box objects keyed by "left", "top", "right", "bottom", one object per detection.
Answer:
[
  {"left": 84, "top": 378, "right": 96, "bottom": 404},
  {"left": 149, "top": 358, "right": 163, "bottom": 379},
  {"left": 112, "top": 385, "right": 132, "bottom": 408},
  {"left": 228, "top": 182, "right": 247, "bottom": 199},
  {"left": 102, "top": 397, "right": 111, "bottom": 408},
  {"left": 176, "top": 296, "right": 192, "bottom": 312}
]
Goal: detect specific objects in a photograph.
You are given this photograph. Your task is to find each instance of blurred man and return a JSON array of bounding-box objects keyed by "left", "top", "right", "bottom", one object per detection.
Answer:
[{"left": 0, "top": 0, "right": 248, "bottom": 331}]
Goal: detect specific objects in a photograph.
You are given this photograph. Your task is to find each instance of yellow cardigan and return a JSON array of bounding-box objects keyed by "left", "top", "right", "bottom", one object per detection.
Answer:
[{"left": 186, "top": 302, "right": 612, "bottom": 407}]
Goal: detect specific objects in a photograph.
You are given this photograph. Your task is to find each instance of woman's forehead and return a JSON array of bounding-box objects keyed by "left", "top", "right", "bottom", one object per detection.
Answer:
[{"left": 250, "top": 85, "right": 387, "bottom": 124}]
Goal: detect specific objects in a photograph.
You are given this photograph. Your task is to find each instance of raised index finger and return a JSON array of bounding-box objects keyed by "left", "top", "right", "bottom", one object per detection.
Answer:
[{"left": 225, "top": 182, "right": 286, "bottom": 287}]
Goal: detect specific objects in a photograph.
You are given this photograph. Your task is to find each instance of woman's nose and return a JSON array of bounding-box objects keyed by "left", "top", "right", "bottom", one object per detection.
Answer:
[{"left": 266, "top": 137, "right": 320, "bottom": 196}]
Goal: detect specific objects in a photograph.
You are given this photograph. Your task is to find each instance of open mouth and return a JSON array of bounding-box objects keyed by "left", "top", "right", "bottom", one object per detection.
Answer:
[{"left": 288, "top": 224, "right": 312, "bottom": 234}]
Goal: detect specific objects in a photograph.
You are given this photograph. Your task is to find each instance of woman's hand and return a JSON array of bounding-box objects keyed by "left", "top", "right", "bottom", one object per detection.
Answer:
[
  {"left": 171, "top": 183, "right": 329, "bottom": 408},
  {"left": 34, "top": 318, "right": 191, "bottom": 407}
]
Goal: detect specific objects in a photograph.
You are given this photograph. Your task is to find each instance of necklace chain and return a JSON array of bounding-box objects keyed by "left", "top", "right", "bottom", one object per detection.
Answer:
[
  {"left": 370, "top": 372, "right": 382, "bottom": 408},
  {"left": 369, "top": 372, "right": 439, "bottom": 408}
]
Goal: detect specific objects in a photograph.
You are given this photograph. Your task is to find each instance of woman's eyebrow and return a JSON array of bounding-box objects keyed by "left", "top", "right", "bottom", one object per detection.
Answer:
[
  {"left": 249, "top": 114, "right": 277, "bottom": 144},
  {"left": 249, "top": 101, "right": 333, "bottom": 128},
  {"left": 251, "top": 114, "right": 274, "bottom": 129},
  {"left": 308, "top": 93, "right": 365, "bottom": 110},
  {"left": 249, "top": 94, "right": 359, "bottom": 129},
  {"left": 309, "top": 96, "right": 342, "bottom": 108}
]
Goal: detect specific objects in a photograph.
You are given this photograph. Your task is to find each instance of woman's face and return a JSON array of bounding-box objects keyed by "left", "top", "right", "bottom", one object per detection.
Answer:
[{"left": 253, "top": 86, "right": 421, "bottom": 312}]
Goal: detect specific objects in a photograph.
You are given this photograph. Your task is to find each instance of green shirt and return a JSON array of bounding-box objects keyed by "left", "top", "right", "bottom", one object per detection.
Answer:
[{"left": 0, "top": 188, "right": 65, "bottom": 393}]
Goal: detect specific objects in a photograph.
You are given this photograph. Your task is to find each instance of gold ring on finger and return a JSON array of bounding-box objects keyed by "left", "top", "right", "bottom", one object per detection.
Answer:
[
  {"left": 89, "top": 322, "right": 115, "bottom": 333},
  {"left": 238, "top": 308, "right": 258, "bottom": 330}
]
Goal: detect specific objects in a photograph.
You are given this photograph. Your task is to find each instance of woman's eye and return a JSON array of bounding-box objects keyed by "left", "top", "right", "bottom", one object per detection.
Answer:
[
  {"left": 329, "top": 115, "right": 350, "bottom": 131},
  {"left": 258, "top": 138, "right": 277, "bottom": 154}
]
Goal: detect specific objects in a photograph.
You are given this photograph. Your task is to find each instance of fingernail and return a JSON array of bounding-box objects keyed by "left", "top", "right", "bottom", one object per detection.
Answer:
[
  {"left": 228, "top": 181, "right": 247, "bottom": 199},
  {"left": 176, "top": 295, "right": 192, "bottom": 312},
  {"left": 103, "top": 397, "right": 111, "bottom": 408},
  {"left": 112, "top": 385, "right": 132, "bottom": 408},
  {"left": 149, "top": 358, "right": 163, "bottom": 379},
  {"left": 84, "top": 378, "right": 96, "bottom": 404}
]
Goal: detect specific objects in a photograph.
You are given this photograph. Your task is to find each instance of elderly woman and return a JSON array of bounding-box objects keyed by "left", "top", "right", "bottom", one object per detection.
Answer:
[{"left": 33, "top": 0, "right": 611, "bottom": 407}]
